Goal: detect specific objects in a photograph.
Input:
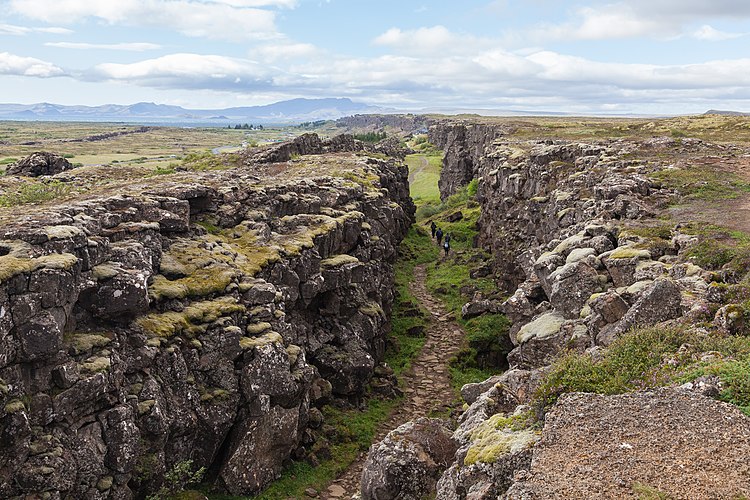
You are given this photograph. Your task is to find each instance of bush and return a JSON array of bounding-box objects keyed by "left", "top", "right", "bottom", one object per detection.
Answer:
[{"left": 467, "top": 178, "right": 479, "bottom": 198}]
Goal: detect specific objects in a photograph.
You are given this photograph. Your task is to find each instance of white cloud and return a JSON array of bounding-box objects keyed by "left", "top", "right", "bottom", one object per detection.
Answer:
[
  {"left": 9, "top": 0, "right": 280, "bottom": 41},
  {"left": 0, "top": 23, "right": 73, "bottom": 35},
  {"left": 253, "top": 42, "right": 319, "bottom": 61},
  {"left": 46, "top": 42, "right": 162, "bottom": 51},
  {"left": 533, "top": 5, "right": 670, "bottom": 41},
  {"left": 0, "top": 52, "right": 65, "bottom": 77},
  {"left": 204, "top": 0, "right": 297, "bottom": 7},
  {"left": 373, "top": 26, "right": 493, "bottom": 56},
  {"left": 90, "top": 53, "right": 273, "bottom": 90},
  {"left": 76, "top": 45, "right": 750, "bottom": 111},
  {"left": 692, "top": 25, "right": 746, "bottom": 41},
  {"left": 531, "top": 1, "right": 750, "bottom": 41}
]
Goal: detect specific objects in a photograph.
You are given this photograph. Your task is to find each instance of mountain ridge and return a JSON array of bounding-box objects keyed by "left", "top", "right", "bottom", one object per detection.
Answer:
[{"left": 0, "top": 97, "right": 385, "bottom": 124}]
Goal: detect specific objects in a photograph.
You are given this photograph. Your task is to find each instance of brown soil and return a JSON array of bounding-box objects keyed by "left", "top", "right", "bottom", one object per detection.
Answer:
[
  {"left": 508, "top": 389, "right": 750, "bottom": 499},
  {"left": 319, "top": 264, "right": 465, "bottom": 499},
  {"left": 668, "top": 153, "right": 750, "bottom": 234}
]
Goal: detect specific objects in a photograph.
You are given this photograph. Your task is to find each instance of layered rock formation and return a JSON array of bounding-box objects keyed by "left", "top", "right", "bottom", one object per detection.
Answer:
[
  {"left": 0, "top": 137, "right": 414, "bottom": 498},
  {"left": 360, "top": 120, "right": 750, "bottom": 498}
]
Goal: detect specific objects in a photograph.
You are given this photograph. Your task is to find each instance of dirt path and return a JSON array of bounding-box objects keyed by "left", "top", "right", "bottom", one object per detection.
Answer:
[
  {"left": 407, "top": 155, "right": 429, "bottom": 184},
  {"left": 319, "top": 264, "right": 465, "bottom": 499}
]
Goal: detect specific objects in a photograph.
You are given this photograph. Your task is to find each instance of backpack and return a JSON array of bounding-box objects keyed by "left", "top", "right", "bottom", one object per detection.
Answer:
[{"left": 443, "top": 241, "right": 449, "bottom": 249}]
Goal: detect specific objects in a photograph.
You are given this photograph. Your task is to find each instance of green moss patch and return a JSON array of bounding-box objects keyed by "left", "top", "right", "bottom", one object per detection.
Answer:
[
  {"left": 135, "top": 297, "right": 245, "bottom": 338},
  {"left": 0, "top": 252, "right": 78, "bottom": 282},
  {"left": 464, "top": 413, "right": 540, "bottom": 465},
  {"left": 609, "top": 246, "right": 652, "bottom": 260},
  {"left": 240, "top": 331, "right": 283, "bottom": 350},
  {"left": 65, "top": 332, "right": 112, "bottom": 355}
]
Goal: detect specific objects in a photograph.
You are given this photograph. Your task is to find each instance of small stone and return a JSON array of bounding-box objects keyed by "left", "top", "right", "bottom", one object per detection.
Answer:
[
  {"left": 304, "top": 487, "right": 318, "bottom": 497},
  {"left": 327, "top": 484, "right": 346, "bottom": 497}
]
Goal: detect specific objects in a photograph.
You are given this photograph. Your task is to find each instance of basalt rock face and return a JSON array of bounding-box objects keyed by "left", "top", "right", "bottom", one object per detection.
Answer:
[
  {"left": 0, "top": 141, "right": 413, "bottom": 498},
  {"left": 336, "top": 114, "right": 432, "bottom": 134},
  {"left": 247, "top": 132, "right": 365, "bottom": 163},
  {"left": 428, "top": 122, "right": 513, "bottom": 201},
  {"left": 371, "top": 122, "right": 747, "bottom": 499}
]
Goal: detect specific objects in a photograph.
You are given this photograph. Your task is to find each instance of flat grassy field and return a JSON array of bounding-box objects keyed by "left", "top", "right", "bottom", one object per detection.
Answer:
[
  {"left": 0, "top": 121, "right": 349, "bottom": 170},
  {"left": 406, "top": 153, "right": 442, "bottom": 205}
]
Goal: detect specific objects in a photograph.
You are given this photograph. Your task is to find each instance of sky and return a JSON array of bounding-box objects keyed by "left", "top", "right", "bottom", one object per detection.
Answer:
[{"left": 2, "top": 0, "right": 750, "bottom": 114}]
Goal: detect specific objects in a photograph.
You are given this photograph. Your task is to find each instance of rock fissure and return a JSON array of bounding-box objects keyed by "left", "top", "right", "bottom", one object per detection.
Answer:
[
  {"left": 359, "top": 117, "right": 750, "bottom": 499},
  {"left": 323, "top": 264, "right": 466, "bottom": 499}
]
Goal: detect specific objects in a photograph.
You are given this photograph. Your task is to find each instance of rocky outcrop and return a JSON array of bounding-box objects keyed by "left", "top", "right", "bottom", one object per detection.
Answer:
[
  {"left": 246, "top": 132, "right": 365, "bottom": 163},
  {"left": 364, "top": 120, "right": 745, "bottom": 498},
  {"left": 7, "top": 151, "right": 73, "bottom": 176},
  {"left": 336, "top": 114, "right": 432, "bottom": 134},
  {"left": 428, "top": 121, "right": 513, "bottom": 200},
  {"left": 504, "top": 389, "right": 750, "bottom": 499},
  {"left": 0, "top": 139, "right": 414, "bottom": 498}
]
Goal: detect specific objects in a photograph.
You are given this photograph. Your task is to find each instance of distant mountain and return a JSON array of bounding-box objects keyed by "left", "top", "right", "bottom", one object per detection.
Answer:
[
  {"left": 0, "top": 98, "right": 386, "bottom": 125},
  {"left": 704, "top": 109, "right": 750, "bottom": 116}
]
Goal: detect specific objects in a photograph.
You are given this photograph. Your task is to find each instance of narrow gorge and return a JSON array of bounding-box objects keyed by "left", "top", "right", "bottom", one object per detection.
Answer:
[
  {"left": 359, "top": 116, "right": 750, "bottom": 499},
  {"left": 3, "top": 116, "right": 750, "bottom": 500}
]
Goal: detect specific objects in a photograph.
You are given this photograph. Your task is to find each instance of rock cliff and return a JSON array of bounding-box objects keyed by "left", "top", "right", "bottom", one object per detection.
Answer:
[
  {"left": 362, "top": 119, "right": 750, "bottom": 498},
  {"left": 0, "top": 136, "right": 414, "bottom": 498}
]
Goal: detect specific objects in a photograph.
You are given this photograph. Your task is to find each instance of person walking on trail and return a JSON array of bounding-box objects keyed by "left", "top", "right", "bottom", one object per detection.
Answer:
[
  {"left": 444, "top": 233, "right": 451, "bottom": 246},
  {"left": 443, "top": 239, "right": 450, "bottom": 257},
  {"left": 436, "top": 228, "right": 444, "bottom": 245},
  {"left": 430, "top": 221, "right": 437, "bottom": 239}
]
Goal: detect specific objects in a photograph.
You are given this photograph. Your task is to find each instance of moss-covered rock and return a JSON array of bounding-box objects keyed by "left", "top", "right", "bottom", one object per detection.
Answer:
[{"left": 516, "top": 312, "right": 566, "bottom": 344}]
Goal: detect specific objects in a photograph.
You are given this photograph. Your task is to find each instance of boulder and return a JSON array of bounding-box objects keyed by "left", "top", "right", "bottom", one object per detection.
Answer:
[
  {"left": 220, "top": 405, "right": 301, "bottom": 496},
  {"left": 548, "top": 261, "right": 603, "bottom": 319},
  {"left": 361, "top": 418, "right": 457, "bottom": 500},
  {"left": 461, "top": 298, "right": 500, "bottom": 319},
  {"left": 597, "top": 278, "right": 682, "bottom": 345},
  {"left": 7, "top": 152, "right": 73, "bottom": 177}
]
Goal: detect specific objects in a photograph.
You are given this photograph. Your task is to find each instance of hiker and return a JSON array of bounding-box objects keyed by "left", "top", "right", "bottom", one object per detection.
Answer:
[
  {"left": 443, "top": 239, "right": 450, "bottom": 257},
  {"left": 430, "top": 221, "right": 437, "bottom": 238},
  {"left": 436, "top": 228, "right": 444, "bottom": 245},
  {"left": 444, "top": 233, "right": 451, "bottom": 246}
]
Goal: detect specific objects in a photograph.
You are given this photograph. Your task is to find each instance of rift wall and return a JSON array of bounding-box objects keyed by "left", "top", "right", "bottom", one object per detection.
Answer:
[{"left": 0, "top": 151, "right": 413, "bottom": 498}]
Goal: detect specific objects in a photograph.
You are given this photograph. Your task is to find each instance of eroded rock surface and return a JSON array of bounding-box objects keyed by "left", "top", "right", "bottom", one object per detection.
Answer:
[
  {"left": 0, "top": 136, "right": 414, "bottom": 498},
  {"left": 504, "top": 389, "right": 750, "bottom": 499}
]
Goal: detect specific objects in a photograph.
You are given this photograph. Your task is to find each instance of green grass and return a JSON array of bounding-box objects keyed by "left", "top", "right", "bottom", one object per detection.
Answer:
[
  {"left": 181, "top": 151, "right": 237, "bottom": 171},
  {"left": 0, "top": 180, "right": 73, "bottom": 206},
  {"left": 250, "top": 398, "right": 399, "bottom": 500},
  {"left": 536, "top": 325, "right": 750, "bottom": 416},
  {"left": 680, "top": 223, "right": 750, "bottom": 276},
  {"left": 651, "top": 164, "right": 750, "bottom": 201},
  {"left": 406, "top": 153, "right": 442, "bottom": 205}
]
